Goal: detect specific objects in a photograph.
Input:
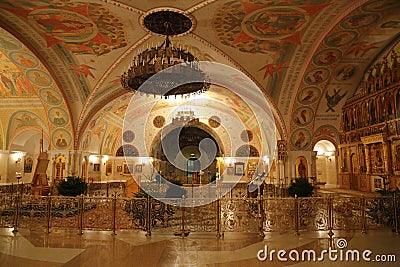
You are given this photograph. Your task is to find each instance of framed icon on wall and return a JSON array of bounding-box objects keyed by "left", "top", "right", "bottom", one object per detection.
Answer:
[{"left": 234, "top": 162, "right": 245, "bottom": 176}]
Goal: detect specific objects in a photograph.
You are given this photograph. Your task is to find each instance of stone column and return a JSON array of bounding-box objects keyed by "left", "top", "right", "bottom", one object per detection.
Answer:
[
  {"left": 311, "top": 151, "right": 317, "bottom": 178},
  {"left": 383, "top": 141, "right": 391, "bottom": 174},
  {"left": 276, "top": 158, "right": 280, "bottom": 186},
  {"left": 364, "top": 144, "right": 371, "bottom": 174}
]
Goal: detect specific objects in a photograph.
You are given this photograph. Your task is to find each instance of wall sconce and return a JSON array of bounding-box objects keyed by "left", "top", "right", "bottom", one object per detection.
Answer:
[
  {"left": 88, "top": 155, "right": 96, "bottom": 166},
  {"left": 15, "top": 158, "right": 21, "bottom": 164},
  {"left": 102, "top": 155, "right": 109, "bottom": 165},
  {"left": 324, "top": 151, "right": 335, "bottom": 157}
]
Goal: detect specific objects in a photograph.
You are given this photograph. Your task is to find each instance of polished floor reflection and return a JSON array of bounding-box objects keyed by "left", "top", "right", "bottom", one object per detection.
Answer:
[{"left": 0, "top": 227, "right": 399, "bottom": 267}]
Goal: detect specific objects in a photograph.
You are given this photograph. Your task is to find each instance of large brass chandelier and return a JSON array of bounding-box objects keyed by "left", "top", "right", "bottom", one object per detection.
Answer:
[{"left": 121, "top": 11, "right": 210, "bottom": 98}]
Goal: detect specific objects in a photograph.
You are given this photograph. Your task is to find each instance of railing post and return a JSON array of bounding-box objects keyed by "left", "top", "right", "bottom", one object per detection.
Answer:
[
  {"left": 393, "top": 194, "right": 399, "bottom": 234},
  {"left": 46, "top": 194, "right": 52, "bottom": 234},
  {"left": 216, "top": 198, "right": 221, "bottom": 238},
  {"left": 258, "top": 196, "right": 265, "bottom": 238},
  {"left": 328, "top": 195, "right": 334, "bottom": 246},
  {"left": 180, "top": 195, "right": 186, "bottom": 238},
  {"left": 360, "top": 196, "right": 367, "bottom": 234},
  {"left": 112, "top": 195, "right": 117, "bottom": 236},
  {"left": 146, "top": 196, "right": 151, "bottom": 236},
  {"left": 78, "top": 194, "right": 84, "bottom": 235},
  {"left": 294, "top": 195, "right": 299, "bottom": 235},
  {"left": 12, "top": 192, "right": 20, "bottom": 233}
]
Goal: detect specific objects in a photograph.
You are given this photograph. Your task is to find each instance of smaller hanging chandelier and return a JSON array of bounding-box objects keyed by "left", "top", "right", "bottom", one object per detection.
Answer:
[{"left": 121, "top": 11, "right": 210, "bottom": 98}]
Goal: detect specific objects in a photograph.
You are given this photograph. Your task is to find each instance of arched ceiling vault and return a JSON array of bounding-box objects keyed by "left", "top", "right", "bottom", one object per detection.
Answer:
[{"left": 0, "top": 0, "right": 399, "bottom": 151}]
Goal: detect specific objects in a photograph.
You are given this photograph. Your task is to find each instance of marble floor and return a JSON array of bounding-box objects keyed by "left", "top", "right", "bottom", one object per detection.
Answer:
[{"left": 0, "top": 227, "right": 399, "bottom": 267}]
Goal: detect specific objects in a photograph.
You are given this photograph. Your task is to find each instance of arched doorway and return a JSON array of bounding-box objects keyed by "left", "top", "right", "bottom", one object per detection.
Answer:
[
  {"left": 313, "top": 140, "right": 337, "bottom": 188},
  {"left": 150, "top": 123, "right": 223, "bottom": 186}
]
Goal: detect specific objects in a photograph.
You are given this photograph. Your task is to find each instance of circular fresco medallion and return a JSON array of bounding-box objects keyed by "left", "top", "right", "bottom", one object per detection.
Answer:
[
  {"left": 293, "top": 107, "right": 314, "bottom": 127},
  {"left": 297, "top": 86, "right": 321, "bottom": 105},
  {"left": 52, "top": 128, "right": 72, "bottom": 150},
  {"left": 304, "top": 67, "right": 329, "bottom": 85},
  {"left": 123, "top": 130, "right": 135, "bottom": 143},
  {"left": 48, "top": 107, "right": 69, "bottom": 127},
  {"left": 39, "top": 88, "right": 62, "bottom": 106},
  {"left": 241, "top": 6, "right": 309, "bottom": 40},
  {"left": 324, "top": 30, "right": 358, "bottom": 47},
  {"left": 28, "top": 9, "right": 98, "bottom": 42},
  {"left": 240, "top": 129, "right": 254, "bottom": 142},
  {"left": 291, "top": 128, "right": 311, "bottom": 150},
  {"left": 26, "top": 69, "right": 52, "bottom": 86},
  {"left": 153, "top": 115, "right": 165, "bottom": 128},
  {"left": 340, "top": 13, "right": 379, "bottom": 29},
  {"left": 313, "top": 48, "right": 342, "bottom": 66},
  {"left": 9, "top": 51, "right": 39, "bottom": 68},
  {"left": 208, "top": 116, "right": 221, "bottom": 128},
  {"left": 0, "top": 33, "right": 22, "bottom": 50},
  {"left": 363, "top": 0, "right": 400, "bottom": 12},
  {"left": 235, "top": 144, "right": 259, "bottom": 157}
]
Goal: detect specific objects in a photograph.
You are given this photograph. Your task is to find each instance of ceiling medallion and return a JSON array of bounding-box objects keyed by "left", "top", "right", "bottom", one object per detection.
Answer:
[
  {"left": 208, "top": 116, "right": 221, "bottom": 128},
  {"left": 121, "top": 10, "right": 209, "bottom": 98}
]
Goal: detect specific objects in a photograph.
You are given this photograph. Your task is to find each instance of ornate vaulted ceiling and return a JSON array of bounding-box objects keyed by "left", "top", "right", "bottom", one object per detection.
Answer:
[{"left": 0, "top": 0, "right": 399, "bottom": 153}]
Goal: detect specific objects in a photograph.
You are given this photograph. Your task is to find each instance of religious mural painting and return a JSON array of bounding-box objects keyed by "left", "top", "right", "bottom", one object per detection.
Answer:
[
  {"left": 291, "top": 128, "right": 311, "bottom": 150},
  {"left": 304, "top": 67, "right": 329, "bottom": 85},
  {"left": 295, "top": 156, "right": 308, "bottom": 178},
  {"left": 362, "top": 0, "right": 400, "bottom": 12},
  {"left": 3, "top": 1, "right": 127, "bottom": 55},
  {"left": 9, "top": 51, "right": 39, "bottom": 69},
  {"left": 39, "top": 88, "right": 63, "bottom": 106},
  {"left": 297, "top": 86, "right": 321, "bottom": 105},
  {"left": 293, "top": 107, "right": 314, "bottom": 127},
  {"left": 325, "top": 88, "right": 347, "bottom": 112},
  {"left": 212, "top": 0, "right": 330, "bottom": 100},
  {"left": 370, "top": 143, "right": 384, "bottom": 174},
  {"left": 24, "top": 157, "right": 33, "bottom": 173},
  {"left": 340, "top": 13, "right": 380, "bottom": 29},
  {"left": 208, "top": 116, "right": 221, "bottom": 128},
  {"left": 324, "top": 30, "right": 359, "bottom": 47},
  {"left": 102, "top": 127, "right": 120, "bottom": 155},
  {"left": 393, "top": 142, "right": 400, "bottom": 173},
  {"left": 240, "top": 130, "right": 253, "bottom": 142},
  {"left": 153, "top": 115, "right": 165, "bottom": 128},
  {"left": 0, "top": 27, "right": 72, "bottom": 151},
  {"left": 52, "top": 128, "right": 72, "bottom": 150},
  {"left": 334, "top": 65, "right": 358, "bottom": 82},
  {"left": 48, "top": 107, "right": 69, "bottom": 127},
  {"left": 313, "top": 48, "right": 342, "bottom": 66},
  {"left": 313, "top": 125, "right": 339, "bottom": 144}
]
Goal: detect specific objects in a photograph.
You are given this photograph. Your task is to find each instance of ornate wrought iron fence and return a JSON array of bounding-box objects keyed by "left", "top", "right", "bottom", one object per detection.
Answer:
[{"left": 0, "top": 193, "right": 398, "bottom": 237}]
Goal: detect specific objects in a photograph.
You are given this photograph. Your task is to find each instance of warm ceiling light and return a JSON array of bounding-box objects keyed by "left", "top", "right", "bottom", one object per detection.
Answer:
[{"left": 121, "top": 10, "right": 210, "bottom": 98}]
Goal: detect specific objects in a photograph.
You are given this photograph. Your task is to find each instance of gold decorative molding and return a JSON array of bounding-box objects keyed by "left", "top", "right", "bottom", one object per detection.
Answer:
[{"left": 361, "top": 133, "right": 386, "bottom": 144}]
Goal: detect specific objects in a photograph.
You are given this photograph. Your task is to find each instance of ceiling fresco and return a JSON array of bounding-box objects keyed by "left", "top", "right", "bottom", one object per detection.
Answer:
[
  {"left": 0, "top": 27, "right": 72, "bottom": 150},
  {"left": 0, "top": 0, "right": 399, "bottom": 152}
]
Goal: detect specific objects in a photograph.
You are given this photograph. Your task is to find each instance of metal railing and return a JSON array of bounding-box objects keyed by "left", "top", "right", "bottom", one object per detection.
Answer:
[{"left": 0, "top": 193, "right": 398, "bottom": 238}]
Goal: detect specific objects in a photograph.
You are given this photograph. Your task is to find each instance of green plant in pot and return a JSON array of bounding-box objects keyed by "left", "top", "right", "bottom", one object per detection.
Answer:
[
  {"left": 288, "top": 177, "right": 314, "bottom": 197},
  {"left": 57, "top": 176, "right": 87, "bottom": 196}
]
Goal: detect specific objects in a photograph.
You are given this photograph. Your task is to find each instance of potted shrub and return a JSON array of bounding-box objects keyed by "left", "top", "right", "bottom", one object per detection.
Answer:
[
  {"left": 57, "top": 176, "right": 87, "bottom": 196},
  {"left": 288, "top": 177, "right": 314, "bottom": 197}
]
